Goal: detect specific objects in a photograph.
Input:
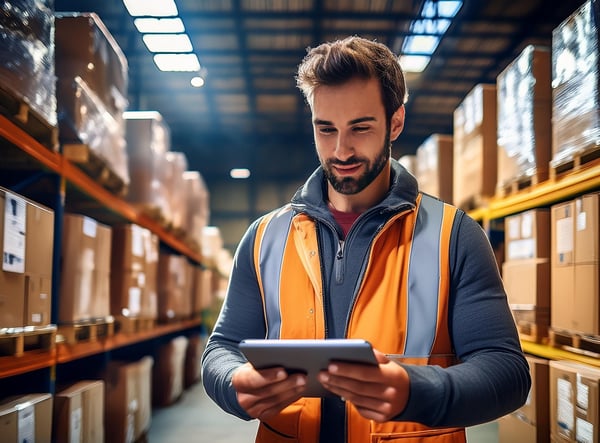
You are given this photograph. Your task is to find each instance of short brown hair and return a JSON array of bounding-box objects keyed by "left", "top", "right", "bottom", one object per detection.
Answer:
[{"left": 296, "top": 36, "right": 408, "bottom": 121}]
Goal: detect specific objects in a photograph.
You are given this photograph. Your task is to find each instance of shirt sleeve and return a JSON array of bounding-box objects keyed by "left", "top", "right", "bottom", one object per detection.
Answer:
[
  {"left": 396, "top": 211, "right": 532, "bottom": 427},
  {"left": 201, "top": 218, "right": 266, "bottom": 420}
]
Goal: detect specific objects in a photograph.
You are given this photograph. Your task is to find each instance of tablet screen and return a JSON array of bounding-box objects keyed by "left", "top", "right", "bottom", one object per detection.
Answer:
[{"left": 239, "top": 338, "right": 377, "bottom": 397}]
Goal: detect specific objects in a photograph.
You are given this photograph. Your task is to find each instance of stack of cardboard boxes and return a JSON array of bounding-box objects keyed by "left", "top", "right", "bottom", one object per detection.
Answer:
[{"left": 0, "top": 188, "right": 54, "bottom": 329}]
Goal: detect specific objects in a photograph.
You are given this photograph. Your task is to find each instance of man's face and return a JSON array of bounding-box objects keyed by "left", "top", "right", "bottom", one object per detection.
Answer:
[{"left": 311, "top": 77, "right": 395, "bottom": 195}]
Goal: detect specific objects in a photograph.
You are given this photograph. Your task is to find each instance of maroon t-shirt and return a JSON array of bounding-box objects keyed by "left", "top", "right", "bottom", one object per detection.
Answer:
[{"left": 329, "top": 206, "right": 361, "bottom": 238}]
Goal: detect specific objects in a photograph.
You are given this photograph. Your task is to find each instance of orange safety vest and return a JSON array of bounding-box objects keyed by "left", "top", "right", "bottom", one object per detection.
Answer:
[{"left": 252, "top": 193, "right": 466, "bottom": 443}]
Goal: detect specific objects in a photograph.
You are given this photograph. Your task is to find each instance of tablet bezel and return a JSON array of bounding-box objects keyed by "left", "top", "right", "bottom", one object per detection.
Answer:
[{"left": 238, "top": 338, "right": 377, "bottom": 397}]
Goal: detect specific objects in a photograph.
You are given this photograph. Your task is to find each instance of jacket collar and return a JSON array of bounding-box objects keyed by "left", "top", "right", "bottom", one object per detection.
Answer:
[{"left": 291, "top": 158, "right": 418, "bottom": 216}]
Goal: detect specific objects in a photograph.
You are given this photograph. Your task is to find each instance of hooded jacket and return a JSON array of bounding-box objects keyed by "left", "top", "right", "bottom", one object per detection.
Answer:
[{"left": 202, "top": 159, "right": 531, "bottom": 442}]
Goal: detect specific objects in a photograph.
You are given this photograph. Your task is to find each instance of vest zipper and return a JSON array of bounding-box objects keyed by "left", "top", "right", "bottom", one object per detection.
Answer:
[{"left": 335, "top": 240, "right": 345, "bottom": 284}]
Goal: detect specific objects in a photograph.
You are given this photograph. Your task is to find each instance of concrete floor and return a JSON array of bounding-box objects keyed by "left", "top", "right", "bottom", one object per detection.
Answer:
[{"left": 148, "top": 381, "right": 499, "bottom": 442}]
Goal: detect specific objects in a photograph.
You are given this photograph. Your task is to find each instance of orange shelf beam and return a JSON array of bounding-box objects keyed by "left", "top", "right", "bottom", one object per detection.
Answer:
[{"left": 0, "top": 115, "right": 203, "bottom": 263}]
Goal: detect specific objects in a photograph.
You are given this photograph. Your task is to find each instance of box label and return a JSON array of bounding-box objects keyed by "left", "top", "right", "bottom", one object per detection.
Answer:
[{"left": 3, "top": 192, "right": 26, "bottom": 273}]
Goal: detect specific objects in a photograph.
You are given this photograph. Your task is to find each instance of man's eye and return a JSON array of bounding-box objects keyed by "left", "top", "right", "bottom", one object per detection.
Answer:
[
  {"left": 353, "top": 126, "right": 369, "bottom": 132},
  {"left": 319, "top": 127, "right": 336, "bottom": 134}
]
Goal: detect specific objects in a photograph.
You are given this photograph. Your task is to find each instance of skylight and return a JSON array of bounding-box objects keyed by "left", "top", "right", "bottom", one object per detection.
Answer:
[
  {"left": 400, "top": 0, "right": 463, "bottom": 73},
  {"left": 154, "top": 54, "right": 201, "bottom": 72},
  {"left": 134, "top": 17, "right": 185, "bottom": 33},
  {"left": 123, "top": 0, "right": 204, "bottom": 80},
  {"left": 143, "top": 34, "right": 193, "bottom": 53},
  {"left": 123, "top": 0, "right": 178, "bottom": 17}
]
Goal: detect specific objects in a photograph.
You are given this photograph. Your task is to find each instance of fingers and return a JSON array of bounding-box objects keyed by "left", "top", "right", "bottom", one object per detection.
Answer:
[
  {"left": 232, "top": 363, "right": 308, "bottom": 420},
  {"left": 317, "top": 359, "right": 409, "bottom": 422}
]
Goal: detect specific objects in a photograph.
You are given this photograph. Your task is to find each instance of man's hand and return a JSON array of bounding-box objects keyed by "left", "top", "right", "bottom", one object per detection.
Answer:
[
  {"left": 232, "top": 362, "right": 308, "bottom": 420},
  {"left": 317, "top": 349, "right": 410, "bottom": 422}
]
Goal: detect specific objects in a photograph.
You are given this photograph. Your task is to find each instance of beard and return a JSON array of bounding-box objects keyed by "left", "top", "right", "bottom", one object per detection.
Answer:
[{"left": 322, "top": 129, "right": 391, "bottom": 195}]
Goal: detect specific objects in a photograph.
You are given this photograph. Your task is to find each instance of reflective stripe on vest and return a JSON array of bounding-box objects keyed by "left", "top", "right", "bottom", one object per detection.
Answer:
[
  {"left": 257, "top": 194, "right": 446, "bottom": 349},
  {"left": 258, "top": 205, "right": 294, "bottom": 338},
  {"left": 405, "top": 193, "right": 444, "bottom": 356}
]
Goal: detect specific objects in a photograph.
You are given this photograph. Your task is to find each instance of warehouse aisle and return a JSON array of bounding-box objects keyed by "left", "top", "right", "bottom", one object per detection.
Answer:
[
  {"left": 148, "top": 381, "right": 259, "bottom": 442},
  {"left": 147, "top": 381, "right": 498, "bottom": 442}
]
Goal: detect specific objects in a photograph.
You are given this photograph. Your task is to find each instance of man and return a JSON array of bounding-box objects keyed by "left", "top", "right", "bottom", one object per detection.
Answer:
[{"left": 202, "top": 36, "right": 530, "bottom": 443}]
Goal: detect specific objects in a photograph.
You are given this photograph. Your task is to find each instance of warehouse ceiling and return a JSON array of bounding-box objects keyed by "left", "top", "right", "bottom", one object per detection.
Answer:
[{"left": 54, "top": 0, "right": 587, "bottom": 187}]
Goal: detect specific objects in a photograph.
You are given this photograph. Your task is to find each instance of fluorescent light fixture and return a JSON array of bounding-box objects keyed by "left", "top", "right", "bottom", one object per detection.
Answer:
[
  {"left": 143, "top": 34, "right": 193, "bottom": 53},
  {"left": 134, "top": 17, "right": 185, "bottom": 33},
  {"left": 153, "top": 53, "right": 200, "bottom": 71},
  {"left": 190, "top": 76, "right": 205, "bottom": 88},
  {"left": 123, "top": 0, "right": 178, "bottom": 17},
  {"left": 230, "top": 168, "right": 251, "bottom": 179},
  {"left": 403, "top": 35, "right": 440, "bottom": 54},
  {"left": 422, "top": 0, "right": 462, "bottom": 18},
  {"left": 399, "top": 55, "right": 431, "bottom": 73}
]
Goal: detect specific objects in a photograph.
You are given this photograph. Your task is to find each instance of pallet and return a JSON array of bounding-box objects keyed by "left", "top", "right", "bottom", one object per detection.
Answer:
[
  {"left": 0, "top": 81, "right": 59, "bottom": 151},
  {"left": 115, "top": 315, "right": 156, "bottom": 334},
  {"left": 516, "top": 321, "right": 548, "bottom": 344},
  {"left": 57, "top": 316, "right": 115, "bottom": 344},
  {"left": 550, "top": 146, "right": 600, "bottom": 180},
  {"left": 495, "top": 169, "right": 546, "bottom": 198},
  {"left": 62, "top": 143, "right": 128, "bottom": 196},
  {"left": 0, "top": 325, "right": 57, "bottom": 357},
  {"left": 548, "top": 327, "right": 600, "bottom": 358}
]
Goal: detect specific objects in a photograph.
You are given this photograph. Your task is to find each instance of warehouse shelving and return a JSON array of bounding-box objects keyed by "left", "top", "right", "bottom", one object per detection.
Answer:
[
  {"left": 0, "top": 114, "right": 203, "bottom": 389},
  {"left": 468, "top": 156, "right": 600, "bottom": 368}
]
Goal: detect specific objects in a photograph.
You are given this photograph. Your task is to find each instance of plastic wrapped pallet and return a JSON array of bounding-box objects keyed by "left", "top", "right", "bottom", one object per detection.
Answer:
[
  {"left": 183, "top": 171, "right": 210, "bottom": 252},
  {"left": 497, "top": 45, "right": 552, "bottom": 193},
  {"left": 55, "top": 13, "right": 129, "bottom": 191},
  {"left": 124, "top": 111, "right": 172, "bottom": 223},
  {"left": 551, "top": 0, "right": 600, "bottom": 167},
  {"left": 452, "top": 84, "right": 497, "bottom": 211},
  {"left": 0, "top": 0, "right": 57, "bottom": 130},
  {"left": 415, "top": 134, "right": 453, "bottom": 203}
]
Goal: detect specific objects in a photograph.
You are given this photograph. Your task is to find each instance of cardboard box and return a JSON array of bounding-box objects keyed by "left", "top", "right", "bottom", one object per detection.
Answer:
[
  {"left": 552, "top": 201, "right": 575, "bottom": 266},
  {"left": 0, "top": 393, "right": 53, "bottom": 443},
  {"left": 153, "top": 336, "right": 188, "bottom": 407},
  {"left": 550, "top": 360, "right": 600, "bottom": 443},
  {"left": 111, "top": 224, "right": 149, "bottom": 273},
  {"left": 415, "top": 134, "right": 454, "bottom": 203},
  {"left": 575, "top": 193, "right": 599, "bottom": 264},
  {"left": 134, "top": 356, "right": 153, "bottom": 440},
  {"left": 59, "top": 267, "right": 95, "bottom": 323},
  {"left": 24, "top": 200, "right": 54, "bottom": 277},
  {"left": 53, "top": 383, "right": 84, "bottom": 443},
  {"left": 573, "top": 263, "right": 600, "bottom": 334},
  {"left": 1, "top": 190, "right": 26, "bottom": 274},
  {"left": 104, "top": 361, "right": 138, "bottom": 443},
  {"left": 453, "top": 83, "right": 497, "bottom": 210},
  {"left": 24, "top": 274, "right": 51, "bottom": 326},
  {"left": 505, "top": 209, "right": 550, "bottom": 260},
  {"left": 81, "top": 380, "right": 105, "bottom": 443},
  {"left": 0, "top": 271, "right": 25, "bottom": 328},
  {"left": 185, "top": 333, "right": 205, "bottom": 388}
]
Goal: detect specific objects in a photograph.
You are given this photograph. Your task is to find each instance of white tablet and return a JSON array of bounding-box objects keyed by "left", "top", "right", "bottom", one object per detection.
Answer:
[{"left": 238, "top": 338, "right": 377, "bottom": 397}]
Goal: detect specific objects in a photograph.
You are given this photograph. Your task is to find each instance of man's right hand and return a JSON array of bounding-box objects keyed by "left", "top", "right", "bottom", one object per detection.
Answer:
[{"left": 232, "top": 362, "right": 308, "bottom": 420}]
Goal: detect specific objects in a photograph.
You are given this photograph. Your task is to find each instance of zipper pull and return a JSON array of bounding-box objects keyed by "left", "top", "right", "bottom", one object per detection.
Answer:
[{"left": 336, "top": 240, "right": 344, "bottom": 260}]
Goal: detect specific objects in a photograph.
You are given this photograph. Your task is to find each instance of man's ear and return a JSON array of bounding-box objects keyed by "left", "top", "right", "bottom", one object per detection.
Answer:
[{"left": 389, "top": 105, "right": 405, "bottom": 142}]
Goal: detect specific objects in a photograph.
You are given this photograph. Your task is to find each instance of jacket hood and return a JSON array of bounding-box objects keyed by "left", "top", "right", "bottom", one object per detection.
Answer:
[{"left": 290, "top": 158, "right": 419, "bottom": 217}]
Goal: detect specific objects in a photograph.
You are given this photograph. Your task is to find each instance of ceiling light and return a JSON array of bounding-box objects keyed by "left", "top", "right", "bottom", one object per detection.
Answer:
[
  {"left": 403, "top": 35, "right": 440, "bottom": 54},
  {"left": 134, "top": 17, "right": 185, "bottom": 33},
  {"left": 190, "top": 76, "right": 205, "bottom": 88},
  {"left": 123, "top": 0, "right": 178, "bottom": 17},
  {"left": 153, "top": 53, "right": 201, "bottom": 72},
  {"left": 399, "top": 55, "right": 431, "bottom": 73},
  {"left": 143, "top": 34, "right": 193, "bottom": 53},
  {"left": 230, "top": 168, "right": 251, "bottom": 179},
  {"left": 423, "top": 0, "right": 462, "bottom": 18}
]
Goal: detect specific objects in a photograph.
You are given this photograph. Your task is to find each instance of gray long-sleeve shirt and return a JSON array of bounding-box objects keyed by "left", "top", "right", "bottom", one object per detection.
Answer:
[{"left": 202, "top": 159, "right": 531, "bottom": 440}]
